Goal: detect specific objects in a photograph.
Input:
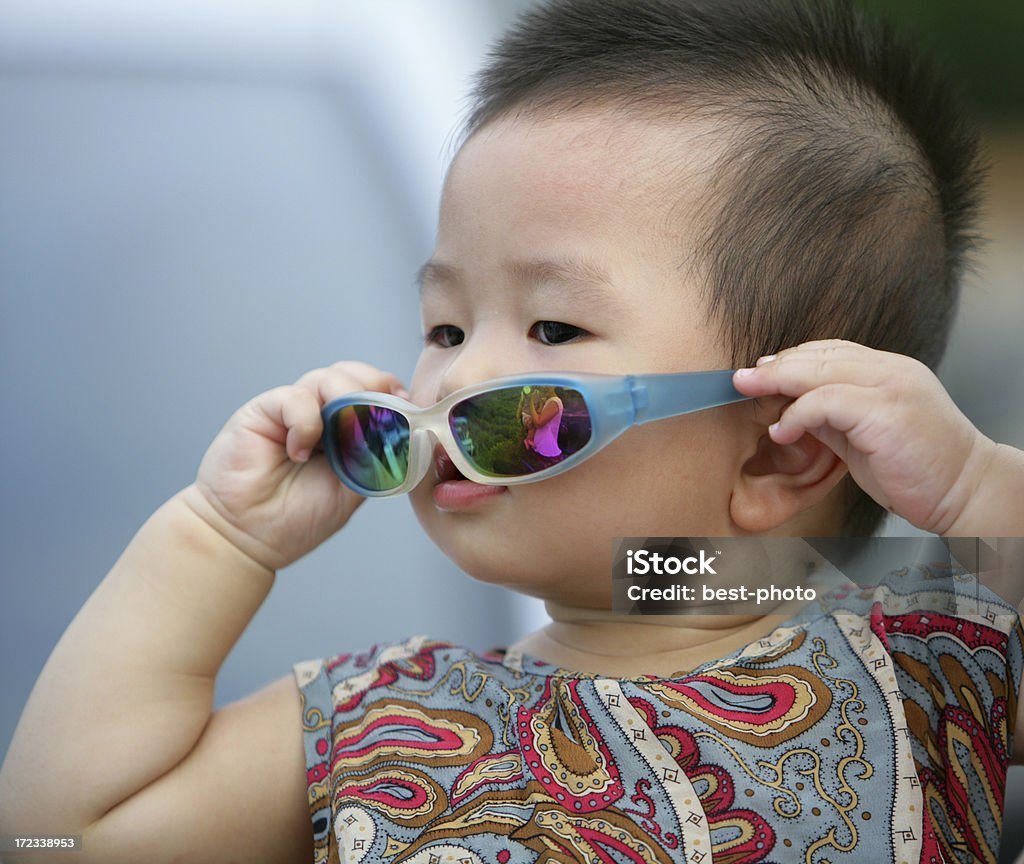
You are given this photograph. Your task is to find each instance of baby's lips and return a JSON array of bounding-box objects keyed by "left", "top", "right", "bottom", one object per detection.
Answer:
[{"left": 432, "top": 443, "right": 464, "bottom": 483}]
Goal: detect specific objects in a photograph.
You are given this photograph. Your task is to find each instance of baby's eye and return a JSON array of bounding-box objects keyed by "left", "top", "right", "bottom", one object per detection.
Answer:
[
  {"left": 424, "top": 325, "right": 464, "bottom": 348},
  {"left": 531, "top": 320, "right": 586, "bottom": 345}
]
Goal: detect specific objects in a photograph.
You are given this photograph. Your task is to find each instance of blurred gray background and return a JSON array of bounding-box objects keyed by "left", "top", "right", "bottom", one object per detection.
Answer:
[{"left": 1, "top": 0, "right": 1021, "bottom": 857}]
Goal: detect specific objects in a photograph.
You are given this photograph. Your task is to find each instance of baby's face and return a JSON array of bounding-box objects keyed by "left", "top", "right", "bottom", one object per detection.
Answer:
[{"left": 408, "top": 109, "right": 752, "bottom": 607}]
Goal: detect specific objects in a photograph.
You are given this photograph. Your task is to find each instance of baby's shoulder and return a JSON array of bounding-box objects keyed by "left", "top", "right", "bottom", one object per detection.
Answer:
[
  {"left": 294, "top": 633, "right": 447, "bottom": 682},
  {"left": 801, "top": 563, "right": 1024, "bottom": 705},
  {"left": 292, "top": 633, "right": 505, "bottom": 715}
]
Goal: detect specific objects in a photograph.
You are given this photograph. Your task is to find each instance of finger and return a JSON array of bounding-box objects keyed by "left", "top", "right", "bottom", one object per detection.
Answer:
[
  {"left": 733, "top": 348, "right": 890, "bottom": 398},
  {"left": 760, "top": 338, "right": 861, "bottom": 359},
  {"left": 800, "top": 425, "right": 851, "bottom": 465},
  {"left": 294, "top": 363, "right": 407, "bottom": 407},
  {"left": 756, "top": 338, "right": 880, "bottom": 363},
  {"left": 768, "top": 382, "right": 882, "bottom": 446},
  {"left": 326, "top": 360, "right": 407, "bottom": 395},
  {"left": 294, "top": 362, "right": 381, "bottom": 394},
  {"left": 754, "top": 339, "right": 921, "bottom": 372},
  {"left": 254, "top": 385, "right": 324, "bottom": 462},
  {"left": 746, "top": 393, "right": 794, "bottom": 425}
]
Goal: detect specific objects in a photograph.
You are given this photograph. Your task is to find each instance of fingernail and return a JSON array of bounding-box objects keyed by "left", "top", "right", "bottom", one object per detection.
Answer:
[
  {"left": 756, "top": 354, "right": 777, "bottom": 365},
  {"left": 768, "top": 422, "right": 780, "bottom": 435},
  {"left": 295, "top": 448, "right": 311, "bottom": 462},
  {"left": 735, "top": 367, "right": 755, "bottom": 377},
  {"left": 396, "top": 387, "right": 410, "bottom": 399}
]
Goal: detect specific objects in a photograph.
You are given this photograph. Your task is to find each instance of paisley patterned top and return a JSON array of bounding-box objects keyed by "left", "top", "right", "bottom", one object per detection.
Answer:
[{"left": 293, "top": 568, "right": 1022, "bottom": 864}]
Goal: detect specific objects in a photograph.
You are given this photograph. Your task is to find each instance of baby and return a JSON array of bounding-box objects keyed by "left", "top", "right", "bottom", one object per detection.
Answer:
[{"left": 2, "top": 0, "right": 1023, "bottom": 862}]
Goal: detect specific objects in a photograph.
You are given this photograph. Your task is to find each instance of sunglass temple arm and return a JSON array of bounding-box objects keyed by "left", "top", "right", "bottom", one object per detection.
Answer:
[{"left": 629, "top": 371, "right": 753, "bottom": 424}]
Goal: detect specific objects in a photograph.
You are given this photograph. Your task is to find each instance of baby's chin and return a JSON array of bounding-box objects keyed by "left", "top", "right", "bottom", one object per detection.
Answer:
[{"left": 407, "top": 483, "right": 615, "bottom": 601}]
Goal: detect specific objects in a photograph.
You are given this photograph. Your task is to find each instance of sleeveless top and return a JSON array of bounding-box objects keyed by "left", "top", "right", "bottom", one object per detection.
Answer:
[
  {"left": 532, "top": 398, "right": 565, "bottom": 458},
  {"left": 292, "top": 567, "right": 1023, "bottom": 864}
]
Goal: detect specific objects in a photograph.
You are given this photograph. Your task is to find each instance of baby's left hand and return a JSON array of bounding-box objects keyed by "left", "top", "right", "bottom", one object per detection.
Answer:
[{"left": 731, "top": 339, "right": 1024, "bottom": 535}]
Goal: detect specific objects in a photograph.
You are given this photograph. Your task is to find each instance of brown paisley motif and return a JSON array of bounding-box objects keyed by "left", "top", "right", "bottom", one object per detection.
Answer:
[
  {"left": 642, "top": 664, "right": 832, "bottom": 748},
  {"left": 892, "top": 650, "right": 947, "bottom": 712},
  {"left": 394, "top": 783, "right": 674, "bottom": 864},
  {"left": 516, "top": 799, "right": 678, "bottom": 864},
  {"left": 902, "top": 696, "right": 942, "bottom": 768}
]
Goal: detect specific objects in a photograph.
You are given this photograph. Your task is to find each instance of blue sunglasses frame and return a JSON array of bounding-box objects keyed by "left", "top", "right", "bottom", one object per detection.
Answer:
[{"left": 320, "top": 369, "right": 753, "bottom": 497}]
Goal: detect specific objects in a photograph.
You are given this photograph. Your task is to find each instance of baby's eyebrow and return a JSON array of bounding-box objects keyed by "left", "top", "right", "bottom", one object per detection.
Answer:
[
  {"left": 416, "top": 255, "right": 624, "bottom": 314},
  {"left": 415, "top": 259, "right": 459, "bottom": 293}
]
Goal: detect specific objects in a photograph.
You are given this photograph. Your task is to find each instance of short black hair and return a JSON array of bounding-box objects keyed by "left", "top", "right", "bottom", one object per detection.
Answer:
[{"left": 461, "top": 0, "right": 987, "bottom": 536}]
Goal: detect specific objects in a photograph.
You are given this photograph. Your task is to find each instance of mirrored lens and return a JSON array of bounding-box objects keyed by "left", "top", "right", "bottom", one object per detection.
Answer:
[
  {"left": 330, "top": 404, "right": 410, "bottom": 491},
  {"left": 449, "top": 385, "right": 592, "bottom": 478}
]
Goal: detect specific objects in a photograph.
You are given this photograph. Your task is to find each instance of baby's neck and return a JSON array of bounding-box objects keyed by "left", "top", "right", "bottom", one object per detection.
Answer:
[{"left": 506, "top": 603, "right": 795, "bottom": 678}]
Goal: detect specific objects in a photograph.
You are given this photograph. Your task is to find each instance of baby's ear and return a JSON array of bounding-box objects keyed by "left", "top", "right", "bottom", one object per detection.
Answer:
[{"left": 730, "top": 403, "right": 849, "bottom": 533}]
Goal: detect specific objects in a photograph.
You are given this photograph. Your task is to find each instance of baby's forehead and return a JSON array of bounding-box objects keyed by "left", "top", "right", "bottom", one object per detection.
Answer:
[
  {"left": 434, "top": 119, "right": 723, "bottom": 306},
  {"left": 445, "top": 108, "right": 725, "bottom": 218}
]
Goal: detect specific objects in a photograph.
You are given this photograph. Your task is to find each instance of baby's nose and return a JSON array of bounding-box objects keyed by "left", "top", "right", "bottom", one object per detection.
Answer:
[{"left": 435, "top": 336, "right": 518, "bottom": 400}]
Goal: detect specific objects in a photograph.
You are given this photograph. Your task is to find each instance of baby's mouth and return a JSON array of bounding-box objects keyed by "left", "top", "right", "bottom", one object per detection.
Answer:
[
  {"left": 429, "top": 442, "right": 508, "bottom": 510},
  {"left": 432, "top": 443, "right": 467, "bottom": 484}
]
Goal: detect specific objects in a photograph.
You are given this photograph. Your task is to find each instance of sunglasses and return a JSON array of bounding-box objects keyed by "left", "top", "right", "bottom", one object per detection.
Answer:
[{"left": 320, "top": 370, "right": 753, "bottom": 497}]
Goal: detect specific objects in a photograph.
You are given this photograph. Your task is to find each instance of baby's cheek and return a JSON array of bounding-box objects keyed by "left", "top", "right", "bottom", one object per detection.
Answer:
[{"left": 583, "top": 424, "right": 733, "bottom": 531}]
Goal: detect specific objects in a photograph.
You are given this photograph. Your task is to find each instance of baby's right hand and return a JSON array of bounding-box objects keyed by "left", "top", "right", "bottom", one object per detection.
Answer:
[{"left": 178, "top": 361, "right": 408, "bottom": 572}]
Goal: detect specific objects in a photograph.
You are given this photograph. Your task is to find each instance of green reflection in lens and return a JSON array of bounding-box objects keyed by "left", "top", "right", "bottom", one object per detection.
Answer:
[
  {"left": 449, "top": 385, "right": 591, "bottom": 478},
  {"left": 334, "top": 404, "right": 410, "bottom": 491}
]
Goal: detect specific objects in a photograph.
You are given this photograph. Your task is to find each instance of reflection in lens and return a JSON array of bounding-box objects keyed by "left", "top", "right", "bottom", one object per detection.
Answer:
[
  {"left": 450, "top": 385, "right": 591, "bottom": 478},
  {"left": 332, "top": 404, "right": 410, "bottom": 491}
]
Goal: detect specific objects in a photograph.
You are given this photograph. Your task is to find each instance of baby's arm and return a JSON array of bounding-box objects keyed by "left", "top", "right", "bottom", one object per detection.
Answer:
[
  {"left": 0, "top": 492, "right": 309, "bottom": 863},
  {"left": 0, "top": 361, "right": 407, "bottom": 862}
]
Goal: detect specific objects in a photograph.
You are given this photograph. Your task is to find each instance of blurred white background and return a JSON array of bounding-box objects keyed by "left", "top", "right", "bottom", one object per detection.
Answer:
[
  {"left": 1, "top": 0, "right": 1021, "bottom": 856},
  {"left": 0, "top": 0, "right": 548, "bottom": 728}
]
